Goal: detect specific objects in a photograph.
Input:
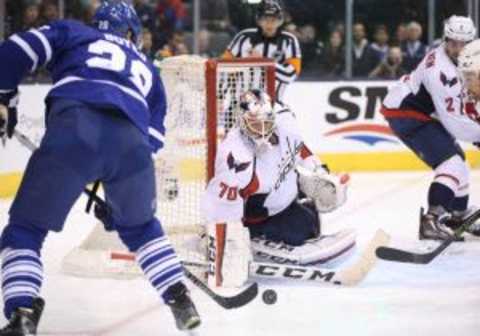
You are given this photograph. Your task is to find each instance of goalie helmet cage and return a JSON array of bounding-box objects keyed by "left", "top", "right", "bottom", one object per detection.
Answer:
[{"left": 61, "top": 56, "right": 276, "bottom": 280}]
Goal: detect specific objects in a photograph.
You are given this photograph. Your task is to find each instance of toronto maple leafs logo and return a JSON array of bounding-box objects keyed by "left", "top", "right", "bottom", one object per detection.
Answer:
[
  {"left": 440, "top": 72, "right": 458, "bottom": 87},
  {"left": 227, "top": 152, "right": 251, "bottom": 173}
]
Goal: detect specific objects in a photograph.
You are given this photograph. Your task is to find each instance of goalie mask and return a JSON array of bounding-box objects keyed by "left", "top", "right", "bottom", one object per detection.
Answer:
[{"left": 238, "top": 90, "right": 276, "bottom": 152}]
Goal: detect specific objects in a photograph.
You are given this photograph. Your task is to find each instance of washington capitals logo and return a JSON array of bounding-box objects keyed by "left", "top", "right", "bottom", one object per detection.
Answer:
[
  {"left": 440, "top": 72, "right": 458, "bottom": 87},
  {"left": 227, "top": 152, "right": 251, "bottom": 173}
]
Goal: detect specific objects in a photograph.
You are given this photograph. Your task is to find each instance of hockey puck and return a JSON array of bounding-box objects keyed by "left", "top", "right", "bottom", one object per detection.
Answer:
[{"left": 262, "top": 289, "right": 277, "bottom": 305}]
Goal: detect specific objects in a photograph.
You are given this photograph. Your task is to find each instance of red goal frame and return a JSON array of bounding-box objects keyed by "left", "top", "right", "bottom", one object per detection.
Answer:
[{"left": 205, "top": 58, "right": 276, "bottom": 181}]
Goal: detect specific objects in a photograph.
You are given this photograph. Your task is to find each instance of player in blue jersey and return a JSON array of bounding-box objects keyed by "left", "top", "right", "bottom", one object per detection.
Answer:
[{"left": 0, "top": 1, "right": 200, "bottom": 334}]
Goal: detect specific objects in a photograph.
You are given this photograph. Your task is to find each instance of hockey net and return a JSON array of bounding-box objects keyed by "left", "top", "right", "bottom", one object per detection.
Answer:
[{"left": 61, "top": 56, "right": 275, "bottom": 280}]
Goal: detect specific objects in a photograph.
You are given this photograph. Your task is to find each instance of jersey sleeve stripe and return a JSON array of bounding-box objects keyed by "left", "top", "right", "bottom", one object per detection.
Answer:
[
  {"left": 148, "top": 127, "right": 165, "bottom": 142},
  {"left": 28, "top": 29, "right": 52, "bottom": 64},
  {"left": 9, "top": 35, "right": 38, "bottom": 72},
  {"left": 52, "top": 75, "right": 149, "bottom": 108}
]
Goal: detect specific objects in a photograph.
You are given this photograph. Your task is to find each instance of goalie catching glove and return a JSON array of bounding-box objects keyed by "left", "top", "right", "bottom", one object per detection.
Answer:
[
  {"left": 297, "top": 165, "right": 349, "bottom": 213},
  {"left": 251, "top": 228, "right": 356, "bottom": 265}
]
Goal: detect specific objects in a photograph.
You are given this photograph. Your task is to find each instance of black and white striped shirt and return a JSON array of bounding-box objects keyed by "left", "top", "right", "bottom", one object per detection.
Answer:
[{"left": 224, "top": 28, "right": 302, "bottom": 101}]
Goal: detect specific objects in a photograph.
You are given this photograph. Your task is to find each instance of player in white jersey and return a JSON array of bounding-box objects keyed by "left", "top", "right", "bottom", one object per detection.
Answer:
[
  {"left": 222, "top": 0, "right": 301, "bottom": 102},
  {"left": 381, "top": 15, "right": 480, "bottom": 240},
  {"left": 201, "top": 90, "right": 353, "bottom": 287}
]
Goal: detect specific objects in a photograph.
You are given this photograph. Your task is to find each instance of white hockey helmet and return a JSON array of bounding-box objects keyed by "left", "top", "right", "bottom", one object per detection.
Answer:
[
  {"left": 443, "top": 15, "right": 477, "bottom": 42},
  {"left": 238, "top": 89, "right": 276, "bottom": 151}
]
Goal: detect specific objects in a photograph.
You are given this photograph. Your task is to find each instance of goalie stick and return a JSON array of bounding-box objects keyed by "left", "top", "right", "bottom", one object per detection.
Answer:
[
  {"left": 376, "top": 208, "right": 480, "bottom": 264},
  {"left": 187, "top": 229, "right": 390, "bottom": 286},
  {"left": 252, "top": 229, "right": 389, "bottom": 286},
  {"left": 14, "top": 129, "right": 259, "bottom": 309}
]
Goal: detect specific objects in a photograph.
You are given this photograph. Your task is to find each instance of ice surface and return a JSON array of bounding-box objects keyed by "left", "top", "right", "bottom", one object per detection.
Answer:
[{"left": 0, "top": 171, "right": 479, "bottom": 336}]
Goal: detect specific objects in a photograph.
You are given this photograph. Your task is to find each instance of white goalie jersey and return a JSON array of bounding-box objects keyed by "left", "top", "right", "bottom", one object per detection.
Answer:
[
  {"left": 384, "top": 43, "right": 480, "bottom": 142},
  {"left": 201, "top": 106, "right": 320, "bottom": 225}
]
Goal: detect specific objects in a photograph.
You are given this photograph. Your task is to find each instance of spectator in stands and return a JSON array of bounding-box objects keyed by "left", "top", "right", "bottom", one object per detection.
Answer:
[
  {"left": 298, "top": 24, "right": 319, "bottom": 73},
  {"left": 352, "top": 22, "right": 379, "bottom": 77},
  {"left": 320, "top": 30, "right": 345, "bottom": 78},
  {"left": 197, "top": 29, "right": 219, "bottom": 57},
  {"left": 141, "top": 29, "right": 156, "bottom": 61},
  {"left": 39, "top": 0, "right": 59, "bottom": 24},
  {"left": 134, "top": 0, "right": 156, "bottom": 33},
  {"left": 333, "top": 22, "right": 345, "bottom": 38},
  {"left": 369, "top": 46, "right": 407, "bottom": 79},
  {"left": 284, "top": 22, "right": 300, "bottom": 38},
  {"left": 371, "top": 24, "right": 389, "bottom": 61},
  {"left": 226, "top": 0, "right": 256, "bottom": 31},
  {"left": 64, "top": 0, "right": 99, "bottom": 23},
  {"left": 156, "top": 0, "right": 186, "bottom": 34},
  {"left": 394, "top": 23, "right": 408, "bottom": 44},
  {"left": 401, "top": 21, "right": 427, "bottom": 72},
  {"left": 156, "top": 30, "right": 189, "bottom": 60},
  {"left": 201, "top": 0, "right": 231, "bottom": 32},
  {"left": 20, "top": 2, "right": 41, "bottom": 31}
]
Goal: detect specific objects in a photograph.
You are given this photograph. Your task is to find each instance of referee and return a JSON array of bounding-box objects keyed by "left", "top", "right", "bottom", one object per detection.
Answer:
[{"left": 222, "top": 0, "right": 302, "bottom": 102}]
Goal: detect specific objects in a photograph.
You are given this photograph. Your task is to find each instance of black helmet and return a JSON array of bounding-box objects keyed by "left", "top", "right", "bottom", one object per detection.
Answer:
[{"left": 256, "top": 0, "right": 284, "bottom": 22}]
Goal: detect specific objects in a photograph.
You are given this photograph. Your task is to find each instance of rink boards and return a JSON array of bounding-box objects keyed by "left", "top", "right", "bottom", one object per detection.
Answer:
[{"left": 1, "top": 82, "right": 479, "bottom": 198}]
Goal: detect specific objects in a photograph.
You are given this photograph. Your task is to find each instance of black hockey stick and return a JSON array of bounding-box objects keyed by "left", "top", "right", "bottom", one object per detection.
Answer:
[
  {"left": 183, "top": 266, "right": 258, "bottom": 309},
  {"left": 376, "top": 209, "right": 480, "bottom": 264}
]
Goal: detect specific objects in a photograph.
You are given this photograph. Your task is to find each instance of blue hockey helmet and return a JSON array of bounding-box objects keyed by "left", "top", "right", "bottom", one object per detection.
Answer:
[{"left": 93, "top": 1, "right": 142, "bottom": 46}]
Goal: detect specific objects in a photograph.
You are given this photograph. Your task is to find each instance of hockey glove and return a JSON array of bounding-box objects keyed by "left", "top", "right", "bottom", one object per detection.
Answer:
[
  {"left": 297, "top": 165, "right": 349, "bottom": 213},
  {"left": 0, "top": 90, "right": 19, "bottom": 143}
]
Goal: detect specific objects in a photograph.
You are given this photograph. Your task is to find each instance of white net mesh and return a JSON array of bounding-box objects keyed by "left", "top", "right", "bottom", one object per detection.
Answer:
[{"left": 61, "top": 56, "right": 273, "bottom": 280}]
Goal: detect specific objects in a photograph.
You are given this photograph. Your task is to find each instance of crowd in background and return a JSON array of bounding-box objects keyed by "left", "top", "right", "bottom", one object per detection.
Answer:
[{"left": 1, "top": 0, "right": 472, "bottom": 82}]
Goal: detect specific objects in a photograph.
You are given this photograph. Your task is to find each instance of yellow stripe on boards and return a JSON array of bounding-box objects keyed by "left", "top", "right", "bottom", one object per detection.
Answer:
[{"left": 1, "top": 150, "right": 479, "bottom": 198}]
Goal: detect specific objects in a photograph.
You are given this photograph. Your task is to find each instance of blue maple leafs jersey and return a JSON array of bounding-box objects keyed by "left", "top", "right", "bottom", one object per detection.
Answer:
[{"left": 0, "top": 20, "right": 166, "bottom": 151}]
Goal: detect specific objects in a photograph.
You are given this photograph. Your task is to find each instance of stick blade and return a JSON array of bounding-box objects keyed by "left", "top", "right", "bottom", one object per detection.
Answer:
[
  {"left": 184, "top": 267, "right": 258, "bottom": 309},
  {"left": 375, "top": 246, "right": 431, "bottom": 264},
  {"left": 216, "top": 282, "right": 259, "bottom": 309}
]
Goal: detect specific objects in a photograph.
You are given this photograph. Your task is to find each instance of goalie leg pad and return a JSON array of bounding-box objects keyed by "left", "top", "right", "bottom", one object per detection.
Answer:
[
  {"left": 251, "top": 228, "right": 357, "bottom": 266},
  {"left": 247, "top": 201, "right": 319, "bottom": 246},
  {"left": 207, "top": 223, "right": 251, "bottom": 288}
]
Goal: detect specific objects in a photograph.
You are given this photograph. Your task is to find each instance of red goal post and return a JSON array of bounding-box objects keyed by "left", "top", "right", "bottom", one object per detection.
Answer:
[{"left": 205, "top": 58, "right": 276, "bottom": 180}]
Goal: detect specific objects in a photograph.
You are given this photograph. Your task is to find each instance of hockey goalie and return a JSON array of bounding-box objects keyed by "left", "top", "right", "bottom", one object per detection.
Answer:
[{"left": 201, "top": 89, "right": 355, "bottom": 287}]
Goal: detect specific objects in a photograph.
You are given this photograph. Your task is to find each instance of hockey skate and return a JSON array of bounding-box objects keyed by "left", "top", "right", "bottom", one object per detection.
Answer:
[
  {"left": 0, "top": 297, "right": 44, "bottom": 336},
  {"left": 164, "top": 282, "right": 201, "bottom": 331},
  {"left": 445, "top": 207, "right": 480, "bottom": 237},
  {"left": 418, "top": 208, "right": 463, "bottom": 241}
]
